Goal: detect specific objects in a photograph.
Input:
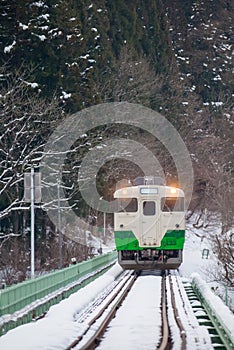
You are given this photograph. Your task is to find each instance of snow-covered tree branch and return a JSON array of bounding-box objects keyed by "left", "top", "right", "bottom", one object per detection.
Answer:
[{"left": 0, "top": 64, "right": 63, "bottom": 235}]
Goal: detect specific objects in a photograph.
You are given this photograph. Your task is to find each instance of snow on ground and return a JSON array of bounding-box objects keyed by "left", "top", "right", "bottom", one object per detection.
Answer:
[
  {"left": 191, "top": 273, "right": 234, "bottom": 338},
  {"left": 0, "top": 222, "right": 233, "bottom": 349},
  {"left": 97, "top": 276, "right": 162, "bottom": 350},
  {"left": 179, "top": 227, "right": 214, "bottom": 279},
  {"left": 180, "top": 220, "right": 234, "bottom": 311},
  {"left": 0, "top": 264, "right": 123, "bottom": 350}
]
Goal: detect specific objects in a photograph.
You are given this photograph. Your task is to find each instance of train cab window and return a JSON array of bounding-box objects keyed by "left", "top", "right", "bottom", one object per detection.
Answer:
[
  {"left": 118, "top": 198, "right": 138, "bottom": 212},
  {"left": 161, "top": 197, "right": 184, "bottom": 212},
  {"left": 143, "top": 201, "right": 155, "bottom": 215}
]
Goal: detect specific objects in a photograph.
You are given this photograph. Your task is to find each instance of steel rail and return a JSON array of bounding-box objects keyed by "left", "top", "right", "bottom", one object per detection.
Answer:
[
  {"left": 66, "top": 273, "right": 137, "bottom": 350},
  {"left": 158, "top": 274, "right": 170, "bottom": 350},
  {"left": 168, "top": 274, "right": 187, "bottom": 350}
]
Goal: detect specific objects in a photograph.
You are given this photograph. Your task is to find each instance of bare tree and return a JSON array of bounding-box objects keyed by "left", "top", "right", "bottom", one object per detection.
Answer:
[
  {"left": 113, "top": 45, "right": 164, "bottom": 106},
  {"left": 0, "top": 64, "right": 68, "bottom": 283},
  {"left": 96, "top": 44, "right": 164, "bottom": 107},
  {"left": 186, "top": 107, "right": 234, "bottom": 288},
  {"left": 209, "top": 230, "right": 234, "bottom": 288},
  {"left": 0, "top": 64, "right": 63, "bottom": 233}
]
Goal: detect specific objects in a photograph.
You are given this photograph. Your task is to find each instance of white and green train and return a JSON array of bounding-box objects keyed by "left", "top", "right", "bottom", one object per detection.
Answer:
[{"left": 114, "top": 176, "right": 185, "bottom": 270}]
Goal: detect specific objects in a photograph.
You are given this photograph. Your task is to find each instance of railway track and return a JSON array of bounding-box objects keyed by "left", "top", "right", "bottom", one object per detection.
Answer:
[
  {"left": 158, "top": 271, "right": 187, "bottom": 349},
  {"left": 65, "top": 270, "right": 136, "bottom": 350},
  {"left": 158, "top": 273, "right": 170, "bottom": 350},
  {"left": 166, "top": 271, "right": 213, "bottom": 349},
  {"left": 64, "top": 270, "right": 212, "bottom": 350}
]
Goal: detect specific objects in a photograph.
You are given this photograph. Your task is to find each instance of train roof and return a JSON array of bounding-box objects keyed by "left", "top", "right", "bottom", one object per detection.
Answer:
[
  {"left": 114, "top": 184, "right": 184, "bottom": 198},
  {"left": 133, "top": 176, "right": 166, "bottom": 186}
]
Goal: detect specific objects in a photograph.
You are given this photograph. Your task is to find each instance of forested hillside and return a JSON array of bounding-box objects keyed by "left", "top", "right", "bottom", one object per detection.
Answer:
[
  {"left": 0, "top": 1, "right": 233, "bottom": 284},
  {"left": 1, "top": 0, "right": 173, "bottom": 110}
]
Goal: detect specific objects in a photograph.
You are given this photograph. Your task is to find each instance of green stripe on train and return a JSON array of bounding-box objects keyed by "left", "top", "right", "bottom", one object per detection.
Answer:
[{"left": 114, "top": 230, "right": 185, "bottom": 250}]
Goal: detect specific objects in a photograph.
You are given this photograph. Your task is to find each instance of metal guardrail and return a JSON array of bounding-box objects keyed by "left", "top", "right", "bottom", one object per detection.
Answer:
[
  {"left": 191, "top": 273, "right": 234, "bottom": 350},
  {"left": 0, "top": 251, "right": 117, "bottom": 318}
]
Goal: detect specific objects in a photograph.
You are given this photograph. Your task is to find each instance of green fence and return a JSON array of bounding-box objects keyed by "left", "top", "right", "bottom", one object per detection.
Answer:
[
  {"left": 192, "top": 274, "right": 234, "bottom": 350},
  {"left": 0, "top": 251, "right": 117, "bottom": 318}
]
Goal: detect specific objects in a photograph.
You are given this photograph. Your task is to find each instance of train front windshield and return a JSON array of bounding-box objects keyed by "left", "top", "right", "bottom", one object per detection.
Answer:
[
  {"left": 161, "top": 197, "right": 184, "bottom": 212},
  {"left": 117, "top": 198, "right": 138, "bottom": 212},
  {"left": 143, "top": 201, "right": 156, "bottom": 215}
]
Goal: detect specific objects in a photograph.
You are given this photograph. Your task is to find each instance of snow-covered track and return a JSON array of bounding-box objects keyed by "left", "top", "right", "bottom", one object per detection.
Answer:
[
  {"left": 65, "top": 270, "right": 213, "bottom": 350},
  {"left": 167, "top": 271, "right": 213, "bottom": 349},
  {"left": 148, "top": 270, "right": 211, "bottom": 350},
  {"left": 166, "top": 273, "right": 186, "bottom": 349},
  {"left": 158, "top": 273, "right": 170, "bottom": 349},
  {"left": 65, "top": 270, "right": 136, "bottom": 349}
]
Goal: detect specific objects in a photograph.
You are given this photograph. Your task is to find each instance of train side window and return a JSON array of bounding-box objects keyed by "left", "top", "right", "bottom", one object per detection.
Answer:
[
  {"left": 118, "top": 198, "right": 138, "bottom": 212},
  {"left": 161, "top": 197, "right": 184, "bottom": 212},
  {"left": 143, "top": 201, "right": 155, "bottom": 215}
]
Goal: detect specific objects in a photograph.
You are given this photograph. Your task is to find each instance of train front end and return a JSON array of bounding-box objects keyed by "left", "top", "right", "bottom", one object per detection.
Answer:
[{"left": 114, "top": 177, "right": 185, "bottom": 270}]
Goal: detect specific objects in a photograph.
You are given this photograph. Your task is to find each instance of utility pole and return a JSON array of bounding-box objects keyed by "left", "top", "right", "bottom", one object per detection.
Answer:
[
  {"left": 30, "top": 168, "right": 35, "bottom": 279},
  {"left": 102, "top": 201, "right": 107, "bottom": 243},
  {"left": 24, "top": 169, "right": 41, "bottom": 279},
  {"left": 57, "top": 176, "right": 62, "bottom": 269},
  {"left": 98, "top": 198, "right": 107, "bottom": 251},
  {"left": 103, "top": 209, "right": 106, "bottom": 240}
]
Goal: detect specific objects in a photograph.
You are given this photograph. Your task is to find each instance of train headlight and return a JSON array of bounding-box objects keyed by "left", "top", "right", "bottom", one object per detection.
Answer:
[{"left": 170, "top": 188, "right": 177, "bottom": 194}]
